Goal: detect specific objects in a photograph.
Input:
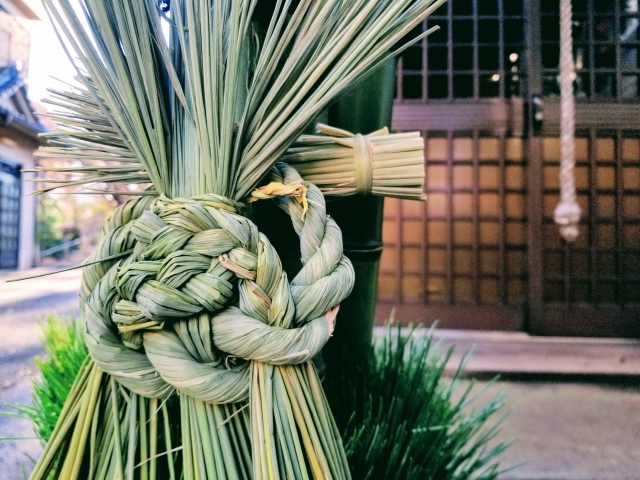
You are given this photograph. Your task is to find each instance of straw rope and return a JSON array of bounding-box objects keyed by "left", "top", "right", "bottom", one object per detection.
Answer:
[
  {"left": 354, "top": 134, "right": 374, "bottom": 195},
  {"left": 555, "top": 0, "right": 582, "bottom": 242},
  {"left": 81, "top": 163, "right": 354, "bottom": 403}
]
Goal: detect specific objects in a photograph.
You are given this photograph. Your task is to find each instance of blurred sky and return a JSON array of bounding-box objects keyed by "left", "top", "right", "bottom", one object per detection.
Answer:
[
  {"left": 18, "top": 1, "right": 169, "bottom": 105},
  {"left": 18, "top": 1, "right": 76, "bottom": 104}
]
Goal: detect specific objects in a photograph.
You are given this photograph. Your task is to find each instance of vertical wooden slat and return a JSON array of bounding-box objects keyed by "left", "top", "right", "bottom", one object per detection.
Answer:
[
  {"left": 447, "top": 131, "right": 454, "bottom": 304},
  {"left": 498, "top": 130, "right": 507, "bottom": 304},
  {"left": 422, "top": 19, "right": 428, "bottom": 103},
  {"left": 614, "top": 0, "right": 622, "bottom": 102},
  {"left": 589, "top": 129, "right": 598, "bottom": 303},
  {"left": 498, "top": 0, "right": 506, "bottom": 98},
  {"left": 447, "top": 0, "right": 454, "bottom": 100},
  {"left": 396, "top": 195, "right": 403, "bottom": 304},
  {"left": 473, "top": 0, "right": 479, "bottom": 100},
  {"left": 421, "top": 131, "right": 428, "bottom": 303},
  {"left": 525, "top": 0, "right": 545, "bottom": 332},
  {"left": 472, "top": 131, "right": 480, "bottom": 303},
  {"left": 563, "top": 240, "right": 572, "bottom": 306},
  {"left": 588, "top": 0, "right": 596, "bottom": 97},
  {"left": 615, "top": 130, "right": 624, "bottom": 304}
]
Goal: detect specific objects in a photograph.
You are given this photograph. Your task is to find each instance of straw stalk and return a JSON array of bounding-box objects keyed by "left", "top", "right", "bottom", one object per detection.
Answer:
[{"left": 28, "top": 0, "right": 447, "bottom": 478}]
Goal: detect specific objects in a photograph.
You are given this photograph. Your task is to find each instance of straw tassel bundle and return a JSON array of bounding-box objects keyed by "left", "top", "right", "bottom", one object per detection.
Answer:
[
  {"left": 28, "top": 1, "right": 445, "bottom": 478},
  {"left": 282, "top": 124, "right": 426, "bottom": 201}
]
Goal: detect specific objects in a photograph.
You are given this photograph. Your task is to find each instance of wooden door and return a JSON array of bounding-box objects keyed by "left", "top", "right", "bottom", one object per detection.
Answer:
[
  {"left": 530, "top": 0, "right": 640, "bottom": 337},
  {"left": 377, "top": 0, "right": 640, "bottom": 338}
]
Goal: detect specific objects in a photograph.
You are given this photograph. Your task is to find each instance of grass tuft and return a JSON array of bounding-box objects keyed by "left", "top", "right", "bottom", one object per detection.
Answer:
[
  {"left": 17, "top": 315, "right": 88, "bottom": 442},
  {"left": 323, "top": 326, "right": 510, "bottom": 480}
]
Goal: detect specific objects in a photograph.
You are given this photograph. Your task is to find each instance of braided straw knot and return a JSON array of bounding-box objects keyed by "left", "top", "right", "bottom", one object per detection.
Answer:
[{"left": 82, "top": 163, "right": 354, "bottom": 402}]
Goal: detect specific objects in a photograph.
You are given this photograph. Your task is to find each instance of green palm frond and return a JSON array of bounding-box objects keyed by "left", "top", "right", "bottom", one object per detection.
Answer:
[{"left": 41, "top": 0, "right": 175, "bottom": 193}]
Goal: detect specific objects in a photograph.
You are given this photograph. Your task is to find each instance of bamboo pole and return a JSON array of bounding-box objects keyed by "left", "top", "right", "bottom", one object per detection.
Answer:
[
  {"left": 253, "top": 60, "right": 397, "bottom": 364},
  {"left": 323, "top": 60, "right": 397, "bottom": 362}
]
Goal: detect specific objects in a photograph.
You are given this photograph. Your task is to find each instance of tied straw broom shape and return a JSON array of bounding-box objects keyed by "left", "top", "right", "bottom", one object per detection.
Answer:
[
  {"left": 281, "top": 124, "right": 425, "bottom": 200},
  {"left": 28, "top": 0, "right": 446, "bottom": 478}
]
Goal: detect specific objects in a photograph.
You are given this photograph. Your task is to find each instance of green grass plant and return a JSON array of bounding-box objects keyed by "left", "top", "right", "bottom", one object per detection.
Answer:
[
  {"left": 325, "top": 326, "right": 510, "bottom": 480},
  {"left": 15, "top": 315, "right": 88, "bottom": 442}
]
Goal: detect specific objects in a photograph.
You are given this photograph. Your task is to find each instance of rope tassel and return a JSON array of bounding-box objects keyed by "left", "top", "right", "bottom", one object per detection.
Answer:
[{"left": 555, "top": 0, "right": 582, "bottom": 242}]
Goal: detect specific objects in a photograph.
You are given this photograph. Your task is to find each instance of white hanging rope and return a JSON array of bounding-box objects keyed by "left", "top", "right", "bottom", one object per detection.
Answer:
[{"left": 554, "top": 0, "right": 582, "bottom": 242}]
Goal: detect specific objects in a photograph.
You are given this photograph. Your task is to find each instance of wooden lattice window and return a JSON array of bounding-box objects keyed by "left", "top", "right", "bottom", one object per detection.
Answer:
[
  {"left": 397, "top": 0, "right": 526, "bottom": 101},
  {"left": 379, "top": 133, "right": 528, "bottom": 307},
  {"left": 0, "top": 160, "right": 21, "bottom": 269},
  {"left": 541, "top": 0, "right": 640, "bottom": 99}
]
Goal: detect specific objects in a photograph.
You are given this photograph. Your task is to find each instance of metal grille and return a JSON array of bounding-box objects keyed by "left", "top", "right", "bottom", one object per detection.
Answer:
[
  {"left": 541, "top": 0, "right": 640, "bottom": 99},
  {"left": 379, "top": 132, "right": 528, "bottom": 308},
  {"left": 0, "top": 161, "right": 20, "bottom": 269},
  {"left": 397, "top": 0, "right": 526, "bottom": 101},
  {"left": 542, "top": 133, "right": 640, "bottom": 306}
]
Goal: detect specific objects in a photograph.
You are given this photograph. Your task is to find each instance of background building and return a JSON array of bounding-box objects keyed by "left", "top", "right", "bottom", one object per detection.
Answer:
[
  {"left": 0, "top": 0, "right": 42, "bottom": 270},
  {"left": 381, "top": 0, "right": 640, "bottom": 338}
]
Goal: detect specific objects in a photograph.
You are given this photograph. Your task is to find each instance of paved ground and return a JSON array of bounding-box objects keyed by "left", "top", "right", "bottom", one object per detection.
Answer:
[
  {"left": 473, "top": 379, "right": 640, "bottom": 479},
  {"left": 0, "top": 267, "right": 639, "bottom": 479},
  {"left": 0, "top": 267, "right": 81, "bottom": 478}
]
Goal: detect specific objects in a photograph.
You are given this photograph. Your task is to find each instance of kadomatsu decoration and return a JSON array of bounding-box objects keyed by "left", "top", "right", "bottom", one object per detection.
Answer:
[{"left": 29, "top": 1, "right": 445, "bottom": 478}]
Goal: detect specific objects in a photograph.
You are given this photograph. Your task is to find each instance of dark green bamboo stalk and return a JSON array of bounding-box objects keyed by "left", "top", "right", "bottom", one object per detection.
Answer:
[{"left": 323, "top": 60, "right": 397, "bottom": 361}]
